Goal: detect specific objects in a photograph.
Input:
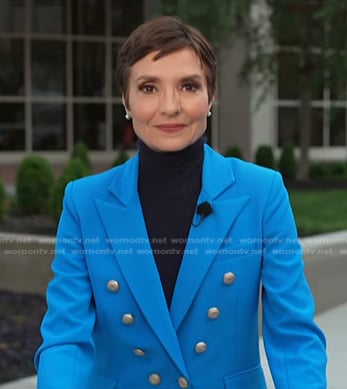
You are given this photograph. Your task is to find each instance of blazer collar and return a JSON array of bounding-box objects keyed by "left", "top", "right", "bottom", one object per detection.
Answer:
[{"left": 107, "top": 144, "right": 237, "bottom": 204}]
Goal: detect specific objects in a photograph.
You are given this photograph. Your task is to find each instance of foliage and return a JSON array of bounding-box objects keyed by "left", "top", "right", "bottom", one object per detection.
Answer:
[
  {"left": 240, "top": 0, "right": 347, "bottom": 178},
  {"left": 0, "top": 176, "right": 6, "bottom": 220},
  {"left": 50, "top": 158, "right": 90, "bottom": 221},
  {"left": 112, "top": 150, "right": 129, "bottom": 167},
  {"left": 224, "top": 145, "right": 243, "bottom": 159},
  {"left": 71, "top": 141, "right": 92, "bottom": 171},
  {"left": 164, "top": 0, "right": 347, "bottom": 179},
  {"left": 234, "top": 1, "right": 347, "bottom": 98},
  {"left": 49, "top": 141, "right": 92, "bottom": 220},
  {"left": 254, "top": 145, "right": 275, "bottom": 169},
  {"left": 16, "top": 155, "right": 55, "bottom": 215},
  {"left": 278, "top": 144, "right": 297, "bottom": 179},
  {"left": 309, "top": 161, "right": 347, "bottom": 179},
  {"left": 161, "top": 0, "right": 252, "bottom": 49}
]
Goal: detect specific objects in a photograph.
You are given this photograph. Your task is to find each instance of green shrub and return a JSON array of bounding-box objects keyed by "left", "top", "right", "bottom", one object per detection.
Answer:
[
  {"left": 279, "top": 144, "right": 297, "bottom": 179},
  {"left": 309, "top": 163, "right": 325, "bottom": 178},
  {"left": 224, "top": 145, "right": 243, "bottom": 159},
  {"left": 50, "top": 158, "right": 90, "bottom": 221},
  {"left": 112, "top": 150, "right": 129, "bottom": 167},
  {"left": 309, "top": 161, "right": 347, "bottom": 179},
  {"left": 71, "top": 141, "right": 91, "bottom": 171},
  {"left": 0, "top": 177, "right": 7, "bottom": 220},
  {"left": 255, "top": 145, "right": 275, "bottom": 169},
  {"left": 325, "top": 161, "right": 347, "bottom": 177},
  {"left": 16, "top": 155, "right": 55, "bottom": 214}
]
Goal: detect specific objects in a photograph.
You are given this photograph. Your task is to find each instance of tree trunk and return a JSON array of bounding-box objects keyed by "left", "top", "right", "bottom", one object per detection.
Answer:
[{"left": 298, "top": 80, "right": 311, "bottom": 180}]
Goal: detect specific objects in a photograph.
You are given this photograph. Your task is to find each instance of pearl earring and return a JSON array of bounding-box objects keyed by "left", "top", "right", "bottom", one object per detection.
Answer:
[
  {"left": 125, "top": 113, "right": 131, "bottom": 120},
  {"left": 207, "top": 111, "right": 212, "bottom": 117}
]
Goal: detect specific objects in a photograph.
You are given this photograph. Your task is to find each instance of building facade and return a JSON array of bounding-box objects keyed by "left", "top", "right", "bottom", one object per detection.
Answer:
[{"left": 0, "top": 0, "right": 346, "bottom": 186}]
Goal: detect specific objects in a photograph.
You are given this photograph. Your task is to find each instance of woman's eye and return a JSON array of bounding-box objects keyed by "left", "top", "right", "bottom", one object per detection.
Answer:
[
  {"left": 139, "top": 84, "right": 156, "bottom": 93},
  {"left": 182, "top": 82, "right": 200, "bottom": 92}
]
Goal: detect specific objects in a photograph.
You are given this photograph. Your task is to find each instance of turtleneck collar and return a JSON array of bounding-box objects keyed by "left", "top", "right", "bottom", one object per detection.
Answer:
[
  {"left": 137, "top": 137, "right": 205, "bottom": 195},
  {"left": 138, "top": 136, "right": 205, "bottom": 171}
]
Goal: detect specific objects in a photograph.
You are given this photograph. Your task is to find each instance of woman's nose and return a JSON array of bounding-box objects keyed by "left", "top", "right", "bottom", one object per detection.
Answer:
[{"left": 159, "top": 89, "right": 181, "bottom": 116}]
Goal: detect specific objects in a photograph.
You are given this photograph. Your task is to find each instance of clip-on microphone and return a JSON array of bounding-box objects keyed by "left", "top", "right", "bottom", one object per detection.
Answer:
[{"left": 192, "top": 201, "right": 213, "bottom": 227}]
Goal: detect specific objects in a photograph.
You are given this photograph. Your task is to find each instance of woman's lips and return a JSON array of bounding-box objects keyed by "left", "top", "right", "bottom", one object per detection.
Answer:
[{"left": 156, "top": 123, "right": 186, "bottom": 132}]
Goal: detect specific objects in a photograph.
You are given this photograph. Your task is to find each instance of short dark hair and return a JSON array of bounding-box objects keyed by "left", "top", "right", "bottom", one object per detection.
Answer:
[{"left": 116, "top": 16, "right": 217, "bottom": 105}]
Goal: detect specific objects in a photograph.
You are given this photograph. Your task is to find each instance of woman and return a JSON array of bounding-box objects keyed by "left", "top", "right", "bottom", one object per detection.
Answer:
[{"left": 35, "top": 16, "right": 327, "bottom": 389}]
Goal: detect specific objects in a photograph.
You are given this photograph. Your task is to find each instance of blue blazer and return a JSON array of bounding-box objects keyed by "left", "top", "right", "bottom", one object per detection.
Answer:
[{"left": 35, "top": 145, "right": 327, "bottom": 389}]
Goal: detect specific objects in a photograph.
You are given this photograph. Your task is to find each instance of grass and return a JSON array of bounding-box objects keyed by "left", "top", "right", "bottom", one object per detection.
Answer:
[{"left": 288, "top": 189, "right": 347, "bottom": 236}]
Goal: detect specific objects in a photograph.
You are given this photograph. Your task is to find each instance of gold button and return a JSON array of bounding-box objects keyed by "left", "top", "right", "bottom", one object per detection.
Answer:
[
  {"left": 178, "top": 376, "right": 189, "bottom": 388},
  {"left": 133, "top": 348, "right": 145, "bottom": 356},
  {"left": 207, "top": 307, "right": 220, "bottom": 319},
  {"left": 195, "top": 341, "right": 207, "bottom": 354},
  {"left": 107, "top": 280, "right": 120, "bottom": 292},
  {"left": 223, "top": 272, "right": 236, "bottom": 285},
  {"left": 149, "top": 373, "right": 161, "bottom": 385},
  {"left": 122, "top": 313, "right": 134, "bottom": 324}
]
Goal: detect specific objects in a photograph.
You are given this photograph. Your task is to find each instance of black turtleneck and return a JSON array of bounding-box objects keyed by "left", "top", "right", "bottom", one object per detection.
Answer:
[{"left": 138, "top": 137, "right": 204, "bottom": 307}]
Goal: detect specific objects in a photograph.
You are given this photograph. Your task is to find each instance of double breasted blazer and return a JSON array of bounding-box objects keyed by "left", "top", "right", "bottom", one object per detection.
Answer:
[{"left": 35, "top": 145, "right": 327, "bottom": 389}]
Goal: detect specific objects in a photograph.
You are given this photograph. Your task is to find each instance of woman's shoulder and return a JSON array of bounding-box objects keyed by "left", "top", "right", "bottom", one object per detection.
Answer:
[
  {"left": 228, "top": 157, "right": 283, "bottom": 196},
  {"left": 229, "top": 156, "right": 278, "bottom": 179},
  {"left": 206, "top": 145, "right": 281, "bottom": 185},
  {"left": 68, "top": 155, "right": 137, "bottom": 197}
]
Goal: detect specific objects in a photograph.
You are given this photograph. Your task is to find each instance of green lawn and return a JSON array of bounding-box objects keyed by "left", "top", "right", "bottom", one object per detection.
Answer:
[{"left": 288, "top": 190, "right": 347, "bottom": 236}]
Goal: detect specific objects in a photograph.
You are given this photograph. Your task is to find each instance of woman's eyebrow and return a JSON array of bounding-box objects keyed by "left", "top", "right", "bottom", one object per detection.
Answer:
[
  {"left": 135, "top": 75, "right": 160, "bottom": 83},
  {"left": 180, "top": 74, "right": 203, "bottom": 82},
  {"left": 135, "top": 74, "right": 203, "bottom": 83}
]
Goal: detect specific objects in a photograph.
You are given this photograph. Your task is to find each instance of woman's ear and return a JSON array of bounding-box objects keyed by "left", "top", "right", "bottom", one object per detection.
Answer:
[
  {"left": 122, "top": 96, "right": 131, "bottom": 120},
  {"left": 208, "top": 95, "right": 215, "bottom": 110},
  {"left": 122, "top": 96, "right": 128, "bottom": 111}
]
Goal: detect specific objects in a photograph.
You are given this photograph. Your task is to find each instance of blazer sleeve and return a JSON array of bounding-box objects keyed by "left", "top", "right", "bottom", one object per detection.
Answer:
[
  {"left": 34, "top": 181, "right": 96, "bottom": 389},
  {"left": 261, "top": 172, "right": 327, "bottom": 389}
]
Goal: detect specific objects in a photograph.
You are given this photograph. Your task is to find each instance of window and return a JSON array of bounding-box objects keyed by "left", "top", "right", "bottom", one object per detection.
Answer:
[
  {"left": 0, "top": 0, "right": 145, "bottom": 154},
  {"left": 329, "top": 108, "right": 346, "bottom": 146},
  {"left": 112, "top": 43, "right": 121, "bottom": 96},
  {"left": 0, "top": 39, "right": 24, "bottom": 96},
  {"left": 71, "top": 0, "right": 105, "bottom": 36},
  {"left": 112, "top": 0, "right": 143, "bottom": 36},
  {"left": 32, "top": 0, "right": 66, "bottom": 34},
  {"left": 278, "top": 107, "right": 299, "bottom": 147},
  {"left": 32, "top": 103, "right": 66, "bottom": 150},
  {"left": 74, "top": 104, "right": 106, "bottom": 150},
  {"left": 0, "top": 0, "right": 25, "bottom": 33},
  {"left": 310, "top": 108, "right": 323, "bottom": 146},
  {"left": 73, "top": 42, "right": 105, "bottom": 97},
  {"left": 0, "top": 103, "right": 25, "bottom": 150},
  {"left": 32, "top": 41, "right": 66, "bottom": 96}
]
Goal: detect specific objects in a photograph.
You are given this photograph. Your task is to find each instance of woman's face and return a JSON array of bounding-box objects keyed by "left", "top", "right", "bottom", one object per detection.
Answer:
[{"left": 124, "top": 48, "right": 213, "bottom": 152}]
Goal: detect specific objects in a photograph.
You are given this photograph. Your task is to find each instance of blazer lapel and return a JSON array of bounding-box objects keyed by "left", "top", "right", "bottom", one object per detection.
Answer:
[
  {"left": 95, "top": 156, "right": 188, "bottom": 376},
  {"left": 94, "top": 146, "right": 249, "bottom": 370},
  {"left": 170, "top": 146, "right": 250, "bottom": 330}
]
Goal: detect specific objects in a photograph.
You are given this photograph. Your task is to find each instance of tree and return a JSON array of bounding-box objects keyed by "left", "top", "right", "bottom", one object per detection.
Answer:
[
  {"left": 161, "top": 0, "right": 251, "bottom": 50},
  {"left": 162, "top": 0, "right": 347, "bottom": 179}
]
